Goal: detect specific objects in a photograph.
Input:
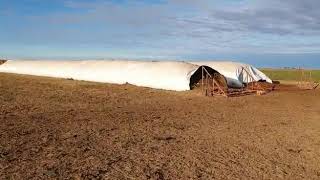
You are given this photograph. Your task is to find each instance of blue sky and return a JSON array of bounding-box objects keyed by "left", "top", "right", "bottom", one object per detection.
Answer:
[{"left": 0, "top": 0, "right": 320, "bottom": 67}]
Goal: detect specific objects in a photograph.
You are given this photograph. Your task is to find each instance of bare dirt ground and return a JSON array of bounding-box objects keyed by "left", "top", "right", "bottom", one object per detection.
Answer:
[{"left": 1, "top": 73, "right": 320, "bottom": 179}]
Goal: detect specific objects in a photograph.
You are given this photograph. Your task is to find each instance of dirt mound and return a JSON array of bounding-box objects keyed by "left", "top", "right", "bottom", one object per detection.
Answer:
[
  {"left": 246, "top": 81, "right": 315, "bottom": 92},
  {"left": 275, "top": 84, "right": 306, "bottom": 91},
  {"left": 246, "top": 81, "right": 276, "bottom": 91}
]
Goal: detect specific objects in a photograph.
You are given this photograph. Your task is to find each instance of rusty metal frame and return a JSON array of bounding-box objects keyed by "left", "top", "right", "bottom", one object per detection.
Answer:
[
  {"left": 201, "top": 66, "right": 228, "bottom": 97},
  {"left": 297, "top": 68, "right": 319, "bottom": 90},
  {"left": 201, "top": 66, "right": 269, "bottom": 97},
  {"left": 240, "top": 67, "right": 266, "bottom": 91}
]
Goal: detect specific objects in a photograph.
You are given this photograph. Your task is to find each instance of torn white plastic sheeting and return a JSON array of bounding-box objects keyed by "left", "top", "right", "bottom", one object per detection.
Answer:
[
  {"left": 0, "top": 60, "right": 200, "bottom": 91},
  {"left": 191, "top": 61, "right": 272, "bottom": 88},
  {"left": 0, "top": 60, "right": 273, "bottom": 91}
]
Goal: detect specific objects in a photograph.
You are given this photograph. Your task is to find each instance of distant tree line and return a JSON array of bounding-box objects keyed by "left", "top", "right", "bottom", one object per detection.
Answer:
[{"left": 283, "top": 67, "right": 298, "bottom": 70}]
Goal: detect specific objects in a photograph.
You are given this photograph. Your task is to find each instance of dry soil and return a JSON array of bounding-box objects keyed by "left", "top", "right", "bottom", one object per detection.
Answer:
[{"left": 1, "top": 73, "right": 320, "bottom": 179}]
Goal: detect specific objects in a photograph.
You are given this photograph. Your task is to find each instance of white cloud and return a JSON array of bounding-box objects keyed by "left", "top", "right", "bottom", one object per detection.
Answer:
[{"left": 2, "top": 0, "right": 320, "bottom": 57}]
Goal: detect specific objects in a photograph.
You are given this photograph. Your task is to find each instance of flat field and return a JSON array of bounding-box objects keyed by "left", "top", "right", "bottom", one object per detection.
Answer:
[
  {"left": 261, "top": 69, "right": 320, "bottom": 82},
  {"left": 1, "top": 73, "right": 320, "bottom": 179}
]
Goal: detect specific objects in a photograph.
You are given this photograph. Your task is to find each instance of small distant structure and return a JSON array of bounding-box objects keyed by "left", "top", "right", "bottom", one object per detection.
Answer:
[{"left": 297, "top": 68, "right": 319, "bottom": 90}]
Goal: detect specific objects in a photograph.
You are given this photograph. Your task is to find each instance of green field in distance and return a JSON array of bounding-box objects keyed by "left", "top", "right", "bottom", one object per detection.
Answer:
[{"left": 260, "top": 69, "right": 320, "bottom": 82}]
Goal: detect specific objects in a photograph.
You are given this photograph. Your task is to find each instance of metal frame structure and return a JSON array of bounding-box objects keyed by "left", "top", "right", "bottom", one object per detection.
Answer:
[
  {"left": 201, "top": 66, "right": 268, "bottom": 97},
  {"left": 297, "top": 68, "right": 319, "bottom": 90},
  {"left": 201, "top": 66, "right": 228, "bottom": 97}
]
